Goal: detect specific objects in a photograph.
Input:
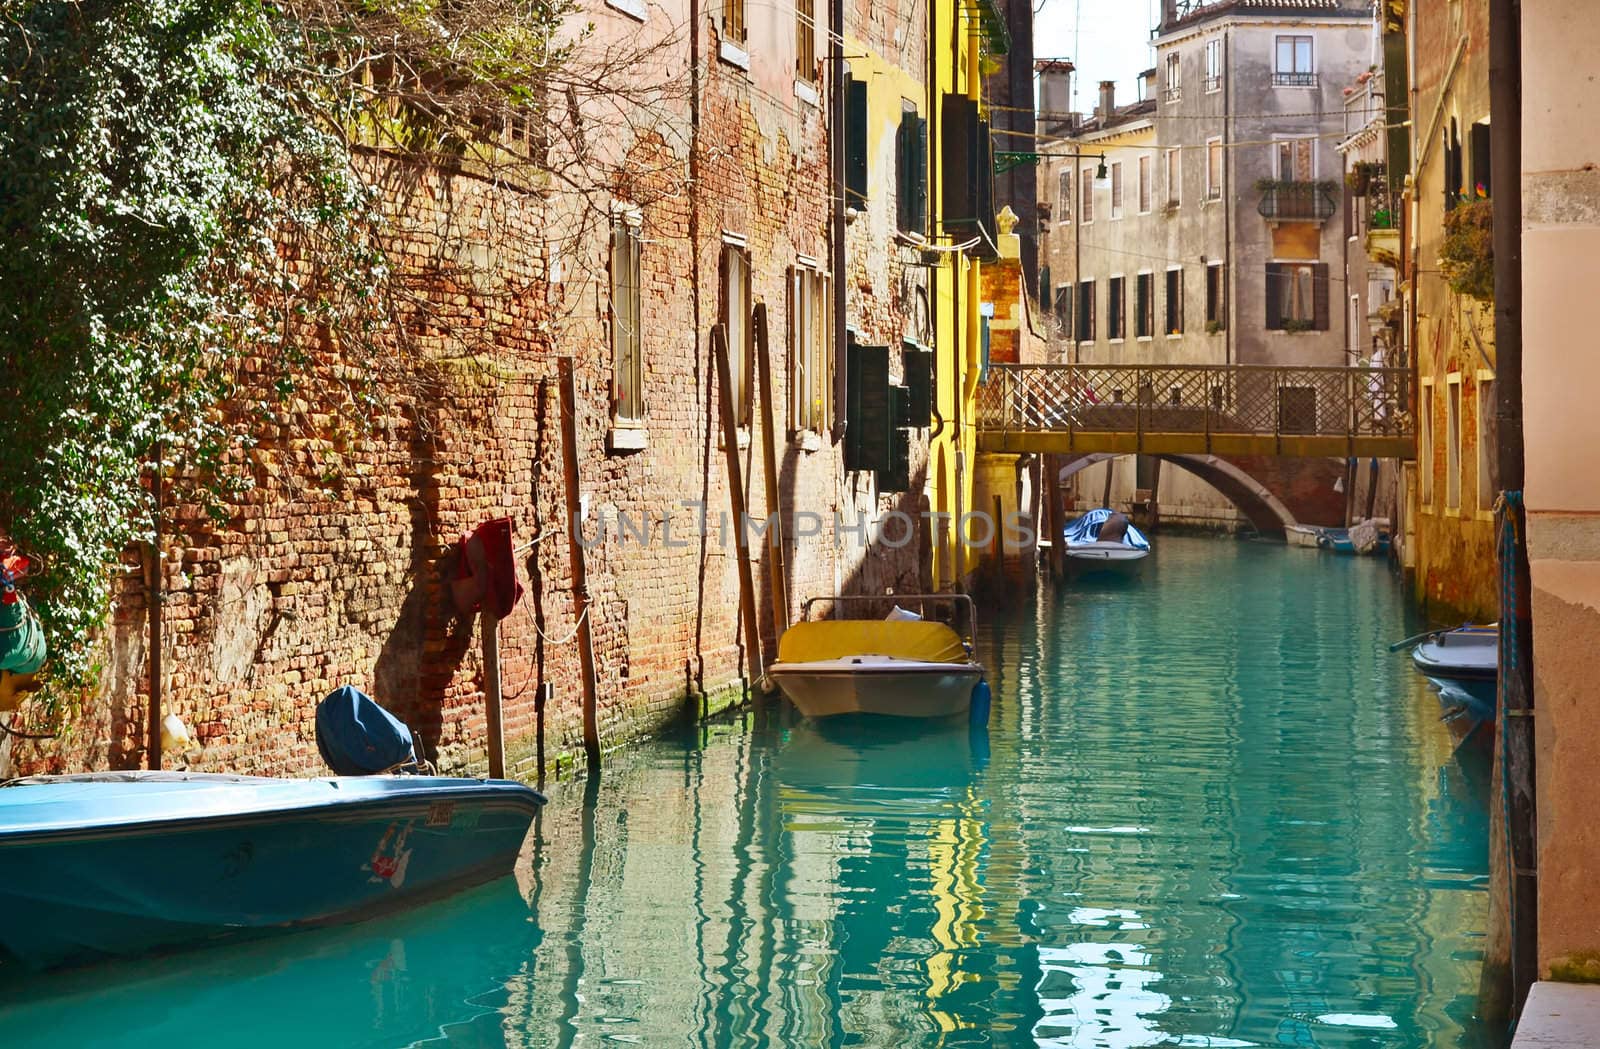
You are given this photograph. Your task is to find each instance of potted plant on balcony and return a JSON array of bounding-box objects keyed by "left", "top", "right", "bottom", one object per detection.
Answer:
[{"left": 1439, "top": 190, "right": 1494, "bottom": 302}]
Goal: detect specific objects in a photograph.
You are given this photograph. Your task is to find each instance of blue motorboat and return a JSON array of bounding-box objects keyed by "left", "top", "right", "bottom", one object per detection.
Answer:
[
  {"left": 1410, "top": 624, "right": 1498, "bottom": 744},
  {"left": 0, "top": 771, "right": 544, "bottom": 970},
  {"left": 1063, "top": 508, "right": 1150, "bottom": 572}
]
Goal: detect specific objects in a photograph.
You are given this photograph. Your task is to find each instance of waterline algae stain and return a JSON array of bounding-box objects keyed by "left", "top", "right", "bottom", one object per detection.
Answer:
[{"left": 0, "top": 539, "right": 1489, "bottom": 1048}]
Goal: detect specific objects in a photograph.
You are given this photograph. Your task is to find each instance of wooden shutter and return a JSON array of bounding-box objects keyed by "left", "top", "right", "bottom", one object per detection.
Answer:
[
  {"left": 846, "top": 77, "right": 869, "bottom": 206},
  {"left": 845, "top": 341, "right": 891, "bottom": 472},
  {"left": 1313, "top": 263, "right": 1331, "bottom": 331},
  {"left": 903, "top": 344, "right": 933, "bottom": 427},
  {"left": 1265, "top": 263, "right": 1284, "bottom": 330},
  {"left": 911, "top": 114, "right": 928, "bottom": 231},
  {"left": 975, "top": 119, "right": 997, "bottom": 252}
]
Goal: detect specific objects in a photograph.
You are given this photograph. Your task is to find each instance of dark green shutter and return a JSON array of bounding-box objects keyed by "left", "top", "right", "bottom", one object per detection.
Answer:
[
  {"left": 1265, "top": 264, "right": 1285, "bottom": 330},
  {"left": 903, "top": 344, "right": 934, "bottom": 427},
  {"left": 940, "top": 94, "right": 977, "bottom": 233},
  {"left": 846, "top": 78, "right": 869, "bottom": 206},
  {"left": 974, "top": 119, "right": 997, "bottom": 255},
  {"left": 881, "top": 429, "right": 913, "bottom": 493},
  {"left": 1039, "top": 265, "right": 1052, "bottom": 311},
  {"left": 845, "top": 341, "right": 891, "bottom": 472},
  {"left": 1313, "top": 263, "right": 1331, "bottom": 331},
  {"left": 910, "top": 114, "right": 927, "bottom": 232}
]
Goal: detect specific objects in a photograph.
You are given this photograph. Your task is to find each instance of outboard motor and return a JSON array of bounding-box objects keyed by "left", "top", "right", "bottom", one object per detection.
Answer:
[{"left": 316, "top": 686, "right": 423, "bottom": 776}]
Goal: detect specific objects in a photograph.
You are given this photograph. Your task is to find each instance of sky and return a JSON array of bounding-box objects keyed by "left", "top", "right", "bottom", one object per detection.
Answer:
[{"left": 1034, "top": 0, "right": 1160, "bottom": 113}]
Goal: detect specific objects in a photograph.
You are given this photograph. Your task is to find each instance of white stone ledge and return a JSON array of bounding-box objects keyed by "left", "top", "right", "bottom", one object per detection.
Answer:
[{"left": 1513, "top": 982, "right": 1600, "bottom": 1049}]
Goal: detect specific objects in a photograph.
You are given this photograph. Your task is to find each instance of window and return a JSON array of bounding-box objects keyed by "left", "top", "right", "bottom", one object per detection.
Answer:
[
  {"left": 611, "top": 212, "right": 644, "bottom": 423},
  {"left": 1166, "top": 268, "right": 1184, "bottom": 335},
  {"left": 795, "top": 0, "right": 815, "bottom": 81},
  {"left": 1165, "top": 148, "right": 1181, "bottom": 208},
  {"left": 1419, "top": 380, "right": 1435, "bottom": 506},
  {"left": 845, "top": 74, "right": 868, "bottom": 206},
  {"left": 1081, "top": 165, "right": 1095, "bottom": 222},
  {"left": 1108, "top": 276, "right": 1126, "bottom": 340},
  {"left": 1470, "top": 120, "right": 1492, "bottom": 199},
  {"left": 725, "top": 0, "right": 747, "bottom": 46},
  {"left": 1053, "top": 284, "right": 1073, "bottom": 338},
  {"left": 1135, "top": 273, "right": 1154, "bottom": 338},
  {"left": 1110, "top": 162, "right": 1124, "bottom": 219},
  {"left": 1265, "top": 262, "right": 1329, "bottom": 330},
  {"left": 1058, "top": 169, "right": 1072, "bottom": 222},
  {"left": 1477, "top": 376, "right": 1498, "bottom": 511},
  {"left": 1138, "top": 155, "right": 1152, "bottom": 214},
  {"left": 1205, "top": 39, "right": 1223, "bottom": 92},
  {"left": 1205, "top": 262, "right": 1226, "bottom": 329},
  {"left": 1274, "top": 35, "right": 1315, "bottom": 86},
  {"left": 1446, "top": 376, "right": 1462, "bottom": 510},
  {"left": 1274, "top": 137, "right": 1315, "bottom": 182},
  {"left": 720, "top": 241, "right": 752, "bottom": 426},
  {"left": 789, "top": 264, "right": 831, "bottom": 433},
  {"left": 1206, "top": 138, "right": 1223, "bottom": 200},
  {"left": 1076, "top": 279, "right": 1096, "bottom": 342},
  {"left": 1164, "top": 52, "right": 1181, "bottom": 103},
  {"left": 896, "top": 103, "right": 928, "bottom": 233}
]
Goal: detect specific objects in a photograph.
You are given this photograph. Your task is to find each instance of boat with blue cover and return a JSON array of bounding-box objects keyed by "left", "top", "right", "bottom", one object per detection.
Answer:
[
  {"left": 1063, "top": 508, "right": 1150, "bottom": 571},
  {"left": 0, "top": 771, "right": 544, "bottom": 970}
]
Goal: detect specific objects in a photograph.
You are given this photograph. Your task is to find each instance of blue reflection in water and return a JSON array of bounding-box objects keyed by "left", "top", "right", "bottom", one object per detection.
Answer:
[{"left": 0, "top": 538, "right": 1491, "bottom": 1049}]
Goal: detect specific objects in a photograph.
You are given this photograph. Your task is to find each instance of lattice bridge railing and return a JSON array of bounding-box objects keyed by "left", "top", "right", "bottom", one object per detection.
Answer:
[{"left": 976, "top": 363, "right": 1414, "bottom": 457}]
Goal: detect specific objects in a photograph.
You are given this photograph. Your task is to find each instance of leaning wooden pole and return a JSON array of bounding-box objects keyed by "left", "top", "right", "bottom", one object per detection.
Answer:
[
  {"left": 557, "top": 357, "right": 602, "bottom": 770},
  {"left": 146, "top": 443, "right": 163, "bottom": 771},
  {"left": 753, "top": 304, "right": 789, "bottom": 647},
  {"left": 482, "top": 608, "right": 505, "bottom": 779},
  {"left": 713, "top": 326, "right": 764, "bottom": 687},
  {"left": 1044, "top": 455, "right": 1066, "bottom": 579}
]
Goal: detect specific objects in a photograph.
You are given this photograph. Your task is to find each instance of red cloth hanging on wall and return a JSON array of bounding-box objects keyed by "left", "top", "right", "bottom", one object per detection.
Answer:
[{"left": 449, "top": 518, "right": 524, "bottom": 619}]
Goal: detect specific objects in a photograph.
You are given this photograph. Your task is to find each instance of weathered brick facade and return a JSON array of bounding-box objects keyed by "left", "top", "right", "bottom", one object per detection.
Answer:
[{"left": 8, "top": 0, "right": 915, "bottom": 778}]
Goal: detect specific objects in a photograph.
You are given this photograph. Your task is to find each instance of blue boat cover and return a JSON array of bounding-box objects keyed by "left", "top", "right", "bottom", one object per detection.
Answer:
[
  {"left": 315, "top": 686, "right": 417, "bottom": 775},
  {"left": 1063, "top": 508, "right": 1150, "bottom": 550}
]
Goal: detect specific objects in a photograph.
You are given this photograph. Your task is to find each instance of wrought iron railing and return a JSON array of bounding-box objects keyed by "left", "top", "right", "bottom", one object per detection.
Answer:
[
  {"left": 1257, "top": 181, "right": 1338, "bottom": 221},
  {"left": 1272, "top": 72, "right": 1319, "bottom": 88},
  {"left": 976, "top": 363, "right": 1413, "bottom": 443}
]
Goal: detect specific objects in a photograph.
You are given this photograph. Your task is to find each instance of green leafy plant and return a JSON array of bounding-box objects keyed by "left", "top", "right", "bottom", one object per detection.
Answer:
[
  {"left": 1439, "top": 197, "right": 1495, "bottom": 302},
  {"left": 1282, "top": 318, "right": 1316, "bottom": 334},
  {"left": 1205, "top": 319, "right": 1224, "bottom": 335}
]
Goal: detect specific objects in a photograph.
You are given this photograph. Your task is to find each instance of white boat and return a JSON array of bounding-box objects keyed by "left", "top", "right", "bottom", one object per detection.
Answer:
[
  {"left": 1412, "top": 624, "right": 1498, "bottom": 685},
  {"left": 1064, "top": 508, "right": 1150, "bottom": 570},
  {"left": 766, "top": 596, "right": 986, "bottom": 720}
]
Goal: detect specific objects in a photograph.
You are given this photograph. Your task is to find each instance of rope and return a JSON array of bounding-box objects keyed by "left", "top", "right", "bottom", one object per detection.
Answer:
[{"left": 1494, "top": 487, "right": 1525, "bottom": 1008}]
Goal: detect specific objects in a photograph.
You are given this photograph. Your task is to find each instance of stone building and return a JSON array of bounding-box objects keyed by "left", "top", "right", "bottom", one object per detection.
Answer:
[{"left": 1034, "top": 0, "right": 1375, "bottom": 529}]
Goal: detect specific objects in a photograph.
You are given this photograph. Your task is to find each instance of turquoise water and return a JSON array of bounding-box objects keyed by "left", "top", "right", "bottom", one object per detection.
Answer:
[{"left": 0, "top": 537, "right": 1491, "bottom": 1048}]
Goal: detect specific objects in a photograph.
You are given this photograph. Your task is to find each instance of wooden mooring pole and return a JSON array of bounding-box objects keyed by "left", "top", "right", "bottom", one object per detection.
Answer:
[
  {"left": 1101, "top": 459, "right": 1114, "bottom": 509},
  {"left": 754, "top": 304, "right": 789, "bottom": 648},
  {"left": 713, "top": 325, "right": 764, "bottom": 687},
  {"left": 557, "top": 357, "right": 602, "bottom": 771},
  {"left": 1045, "top": 455, "right": 1065, "bottom": 579},
  {"left": 147, "top": 442, "right": 163, "bottom": 771},
  {"left": 482, "top": 608, "right": 505, "bottom": 779},
  {"left": 1148, "top": 457, "right": 1163, "bottom": 534}
]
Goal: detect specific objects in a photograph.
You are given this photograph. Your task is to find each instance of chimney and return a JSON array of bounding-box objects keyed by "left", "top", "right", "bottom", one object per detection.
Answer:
[
  {"left": 1096, "top": 80, "right": 1117, "bottom": 121},
  {"left": 1160, "top": 0, "right": 1179, "bottom": 31},
  {"left": 1035, "top": 59, "right": 1076, "bottom": 136}
]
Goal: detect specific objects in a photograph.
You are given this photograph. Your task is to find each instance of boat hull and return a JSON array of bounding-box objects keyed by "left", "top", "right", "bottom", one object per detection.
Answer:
[
  {"left": 768, "top": 658, "right": 982, "bottom": 719},
  {"left": 0, "top": 774, "right": 543, "bottom": 970}
]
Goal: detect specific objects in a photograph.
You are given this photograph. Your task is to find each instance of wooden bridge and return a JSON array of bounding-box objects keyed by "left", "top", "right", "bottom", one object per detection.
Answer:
[{"left": 975, "top": 363, "right": 1415, "bottom": 459}]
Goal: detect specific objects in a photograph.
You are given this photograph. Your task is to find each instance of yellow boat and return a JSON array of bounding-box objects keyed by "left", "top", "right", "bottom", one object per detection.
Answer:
[{"left": 767, "top": 596, "right": 985, "bottom": 720}]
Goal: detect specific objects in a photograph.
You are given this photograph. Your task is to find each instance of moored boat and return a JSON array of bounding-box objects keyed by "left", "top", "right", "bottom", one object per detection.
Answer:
[
  {"left": 767, "top": 595, "right": 986, "bottom": 720},
  {"left": 0, "top": 771, "right": 545, "bottom": 971},
  {"left": 1063, "top": 508, "right": 1150, "bottom": 571},
  {"left": 1409, "top": 624, "right": 1498, "bottom": 743}
]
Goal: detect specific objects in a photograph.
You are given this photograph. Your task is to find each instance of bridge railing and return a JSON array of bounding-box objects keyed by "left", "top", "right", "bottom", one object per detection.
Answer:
[{"left": 976, "top": 363, "right": 1413, "bottom": 450}]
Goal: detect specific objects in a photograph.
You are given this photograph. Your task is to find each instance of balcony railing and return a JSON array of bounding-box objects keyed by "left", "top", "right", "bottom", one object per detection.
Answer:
[
  {"left": 1257, "top": 181, "right": 1338, "bottom": 222},
  {"left": 1203, "top": 75, "right": 1221, "bottom": 93},
  {"left": 1272, "top": 72, "right": 1319, "bottom": 88}
]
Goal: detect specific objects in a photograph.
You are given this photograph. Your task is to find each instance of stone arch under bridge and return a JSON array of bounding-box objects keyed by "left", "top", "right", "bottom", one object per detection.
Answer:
[{"left": 1055, "top": 453, "right": 1349, "bottom": 535}]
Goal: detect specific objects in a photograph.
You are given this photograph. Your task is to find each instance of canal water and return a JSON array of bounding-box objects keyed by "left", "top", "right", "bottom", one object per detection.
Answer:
[{"left": 0, "top": 537, "right": 1491, "bottom": 1049}]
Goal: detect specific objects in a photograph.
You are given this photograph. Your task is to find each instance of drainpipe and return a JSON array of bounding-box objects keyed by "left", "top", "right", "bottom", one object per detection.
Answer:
[
  {"left": 1489, "top": 0, "right": 1536, "bottom": 1020},
  {"left": 830, "top": 0, "right": 846, "bottom": 443}
]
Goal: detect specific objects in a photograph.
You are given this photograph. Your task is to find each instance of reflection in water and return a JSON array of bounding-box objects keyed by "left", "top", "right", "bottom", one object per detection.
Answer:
[{"left": 2, "top": 539, "right": 1491, "bottom": 1049}]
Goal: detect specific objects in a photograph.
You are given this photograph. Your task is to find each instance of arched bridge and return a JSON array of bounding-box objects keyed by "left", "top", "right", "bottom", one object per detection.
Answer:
[{"left": 976, "top": 363, "right": 1414, "bottom": 459}]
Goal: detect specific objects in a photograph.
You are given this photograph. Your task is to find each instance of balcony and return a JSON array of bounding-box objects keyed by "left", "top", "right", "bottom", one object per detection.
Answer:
[
  {"left": 1204, "top": 75, "right": 1221, "bottom": 93},
  {"left": 1272, "top": 72, "right": 1319, "bottom": 88},
  {"left": 1256, "top": 180, "right": 1338, "bottom": 222}
]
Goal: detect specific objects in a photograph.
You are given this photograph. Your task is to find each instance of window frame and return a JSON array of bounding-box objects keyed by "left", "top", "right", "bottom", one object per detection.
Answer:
[
  {"left": 1205, "top": 138, "right": 1223, "bottom": 201},
  {"left": 794, "top": 0, "right": 816, "bottom": 83},
  {"left": 1204, "top": 38, "right": 1223, "bottom": 93},
  {"left": 1446, "top": 373, "right": 1462, "bottom": 514},
  {"left": 1419, "top": 377, "right": 1436, "bottom": 508},
  {"left": 1205, "top": 261, "right": 1226, "bottom": 330},
  {"left": 1273, "top": 135, "right": 1317, "bottom": 183},
  {"left": 788, "top": 261, "right": 832, "bottom": 437},
  {"left": 1107, "top": 274, "right": 1126, "bottom": 341},
  {"left": 1076, "top": 279, "right": 1096, "bottom": 343},
  {"left": 1476, "top": 371, "right": 1498, "bottom": 517},
  {"left": 1273, "top": 34, "right": 1316, "bottom": 87},
  {"left": 1265, "top": 261, "right": 1329, "bottom": 330},
  {"left": 720, "top": 237, "right": 754, "bottom": 429},
  {"left": 1135, "top": 272, "right": 1154, "bottom": 340},
  {"left": 1081, "top": 164, "right": 1095, "bottom": 224},
  {"left": 1165, "top": 147, "right": 1181, "bottom": 208},
  {"left": 1110, "top": 161, "right": 1124, "bottom": 219},
  {"left": 1165, "top": 267, "right": 1184, "bottom": 336},
  {"left": 1164, "top": 51, "right": 1182, "bottom": 104},
  {"left": 1058, "top": 168, "right": 1072, "bottom": 223},
  {"left": 1138, "top": 154, "right": 1152, "bottom": 214},
  {"left": 610, "top": 207, "right": 645, "bottom": 427}
]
